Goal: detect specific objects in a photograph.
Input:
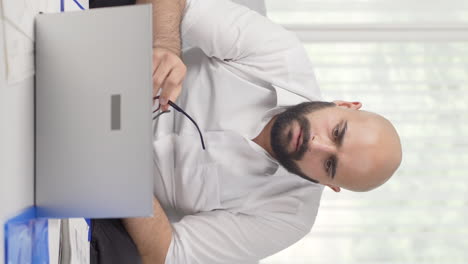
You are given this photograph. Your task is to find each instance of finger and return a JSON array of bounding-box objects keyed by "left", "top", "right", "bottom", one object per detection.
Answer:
[
  {"left": 160, "top": 85, "right": 181, "bottom": 112},
  {"left": 163, "top": 64, "right": 186, "bottom": 100},
  {"left": 152, "top": 51, "right": 172, "bottom": 97},
  {"left": 152, "top": 51, "right": 164, "bottom": 73},
  {"left": 152, "top": 57, "right": 162, "bottom": 99},
  {"left": 152, "top": 57, "right": 157, "bottom": 74},
  {"left": 152, "top": 96, "right": 159, "bottom": 107},
  {"left": 152, "top": 61, "right": 172, "bottom": 98},
  {"left": 161, "top": 65, "right": 185, "bottom": 100},
  {"left": 159, "top": 71, "right": 184, "bottom": 112},
  {"left": 153, "top": 48, "right": 167, "bottom": 69}
]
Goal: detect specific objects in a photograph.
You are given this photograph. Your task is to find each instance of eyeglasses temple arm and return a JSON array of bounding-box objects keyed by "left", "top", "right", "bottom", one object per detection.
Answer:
[{"left": 168, "top": 101, "right": 206, "bottom": 150}]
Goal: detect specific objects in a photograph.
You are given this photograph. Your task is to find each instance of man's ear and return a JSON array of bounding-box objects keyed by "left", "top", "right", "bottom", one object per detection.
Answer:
[
  {"left": 333, "top": 100, "right": 362, "bottom": 110},
  {"left": 326, "top": 184, "right": 341, "bottom": 193}
]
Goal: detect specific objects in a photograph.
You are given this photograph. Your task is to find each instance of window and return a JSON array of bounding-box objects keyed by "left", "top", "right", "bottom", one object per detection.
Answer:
[{"left": 262, "top": 1, "right": 468, "bottom": 263}]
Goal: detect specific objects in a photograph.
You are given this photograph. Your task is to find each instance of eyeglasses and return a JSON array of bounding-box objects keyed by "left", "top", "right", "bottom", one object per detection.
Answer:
[{"left": 152, "top": 96, "right": 206, "bottom": 150}]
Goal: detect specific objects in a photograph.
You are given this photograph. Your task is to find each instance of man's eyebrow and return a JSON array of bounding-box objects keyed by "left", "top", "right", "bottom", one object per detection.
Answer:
[
  {"left": 331, "top": 121, "right": 347, "bottom": 179},
  {"left": 336, "top": 120, "right": 348, "bottom": 148}
]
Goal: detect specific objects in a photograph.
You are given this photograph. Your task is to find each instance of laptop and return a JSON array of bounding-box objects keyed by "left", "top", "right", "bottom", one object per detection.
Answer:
[{"left": 35, "top": 5, "right": 153, "bottom": 218}]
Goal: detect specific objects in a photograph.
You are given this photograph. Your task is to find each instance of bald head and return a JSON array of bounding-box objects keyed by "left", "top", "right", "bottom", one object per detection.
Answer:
[
  {"left": 339, "top": 110, "right": 402, "bottom": 192},
  {"left": 263, "top": 100, "right": 402, "bottom": 193}
]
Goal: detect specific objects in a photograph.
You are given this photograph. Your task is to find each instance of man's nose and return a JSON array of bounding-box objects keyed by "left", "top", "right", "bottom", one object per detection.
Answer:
[{"left": 309, "top": 135, "right": 336, "bottom": 154}]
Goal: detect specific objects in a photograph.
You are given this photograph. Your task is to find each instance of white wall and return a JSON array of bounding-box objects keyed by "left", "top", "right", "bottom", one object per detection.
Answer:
[
  {"left": 1, "top": 0, "right": 88, "bottom": 261},
  {"left": 0, "top": 10, "right": 35, "bottom": 263}
]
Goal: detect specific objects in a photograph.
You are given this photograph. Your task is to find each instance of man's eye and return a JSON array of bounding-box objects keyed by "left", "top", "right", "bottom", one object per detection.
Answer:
[{"left": 332, "top": 127, "right": 339, "bottom": 138}]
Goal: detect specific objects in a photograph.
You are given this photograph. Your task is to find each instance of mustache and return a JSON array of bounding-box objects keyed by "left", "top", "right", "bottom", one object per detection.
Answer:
[{"left": 291, "top": 117, "right": 311, "bottom": 161}]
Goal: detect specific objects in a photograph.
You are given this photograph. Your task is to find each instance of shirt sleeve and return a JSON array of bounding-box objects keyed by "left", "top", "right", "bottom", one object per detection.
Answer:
[
  {"left": 164, "top": 210, "right": 310, "bottom": 264},
  {"left": 181, "top": 0, "right": 323, "bottom": 102},
  {"left": 181, "top": 0, "right": 300, "bottom": 62}
]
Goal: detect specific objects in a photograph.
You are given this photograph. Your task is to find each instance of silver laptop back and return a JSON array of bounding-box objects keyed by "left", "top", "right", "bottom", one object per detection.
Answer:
[{"left": 35, "top": 5, "right": 153, "bottom": 218}]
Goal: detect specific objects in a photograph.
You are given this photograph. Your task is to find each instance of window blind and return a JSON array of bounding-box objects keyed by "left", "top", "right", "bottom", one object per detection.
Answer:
[{"left": 262, "top": 1, "right": 468, "bottom": 263}]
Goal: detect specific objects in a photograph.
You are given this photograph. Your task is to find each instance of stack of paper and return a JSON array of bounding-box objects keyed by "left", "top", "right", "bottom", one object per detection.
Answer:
[
  {"left": 58, "top": 218, "right": 90, "bottom": 264},
  {"left": 48, "top": 219, "right": 61, "bottom": 264},
  {"left": 0, "top": 0, "right": 88, "bottom": 84}
]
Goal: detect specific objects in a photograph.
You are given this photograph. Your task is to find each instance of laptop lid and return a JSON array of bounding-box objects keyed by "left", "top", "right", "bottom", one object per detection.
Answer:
[{"left": 35, "top": 5, "right": 153, "bottom": 218}]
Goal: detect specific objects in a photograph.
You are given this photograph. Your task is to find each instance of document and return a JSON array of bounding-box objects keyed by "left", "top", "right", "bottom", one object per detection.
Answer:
[
  {"left": 0, "top": 0, "right": 37, "bottom": 84},
  {"left": 0, "top": 0, "right": 87, "bottom": 85},
  {"left": 68, "top": 218, "right": 90, "bottom": 264},
  {"left": 48, "top": 219, "right": 61, "bottom": 264},
  {"left": 64, "top": 0, "right": 89, "bottom": 11},
  {"left": 1, "top": 4, "right": 5, "bottom": 84},
  {"left": 59, "top": 218, "right": 90, "bottom": 264}
]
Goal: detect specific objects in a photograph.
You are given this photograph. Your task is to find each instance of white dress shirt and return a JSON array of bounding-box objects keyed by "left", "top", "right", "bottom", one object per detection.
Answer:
[{"left": 152, "top": 0, "right": 325, "bottom": 263}]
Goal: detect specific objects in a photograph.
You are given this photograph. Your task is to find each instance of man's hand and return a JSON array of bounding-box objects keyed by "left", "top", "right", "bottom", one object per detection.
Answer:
[
  {"left": 136, "top": 0, "right": 187, "bottom": 111},
  {"left": 153, "top": 47, "right": 187, "bottom": 112}
]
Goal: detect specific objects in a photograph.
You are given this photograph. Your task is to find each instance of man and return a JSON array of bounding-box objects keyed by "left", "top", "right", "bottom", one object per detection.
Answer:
[{"left": 91, "top": 0, "right": 403, "bottom": 263}]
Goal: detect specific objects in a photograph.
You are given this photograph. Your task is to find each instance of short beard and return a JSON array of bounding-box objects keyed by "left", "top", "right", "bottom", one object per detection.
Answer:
[{"left": 270, "top": 101, "right": 335, "bottom": 183}]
